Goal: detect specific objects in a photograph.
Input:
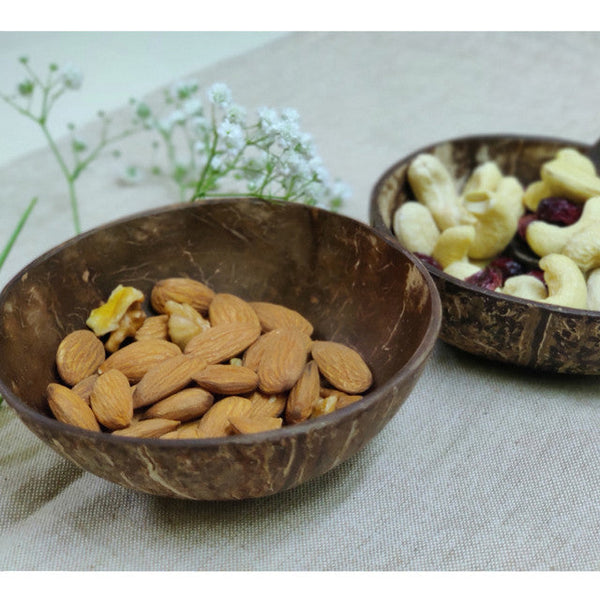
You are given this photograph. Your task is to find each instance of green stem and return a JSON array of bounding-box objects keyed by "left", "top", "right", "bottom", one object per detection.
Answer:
[{"left": 0, "top": 197, "right": 38, "bottom": 271}]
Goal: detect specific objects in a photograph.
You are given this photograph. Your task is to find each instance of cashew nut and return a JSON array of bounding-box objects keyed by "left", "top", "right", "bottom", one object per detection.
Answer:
[
  {"left": 443, "top": 260, "right": 481, "bottom": 280},
  {"left": 461, "top": 161, "right": 503, "bottom": 198},
  {"left": 499, "top": 274, "right": 548, "bottom": 302},
  {"left": 464, "top": 176, "right": 524, "bottom": 260},
  {"left": 541, "top": 147, "right": 600, "bottom": 203},
  {"left": 408, "top": 153, "right": 476, "bottom": 230},
  {"left": 432, "top": 225, "right": 475, "bottom": 268},
  {"left": 586, "top": 268, "right": 600, "bottom": 311},
  {"left": 561, "top": 223, "right": 600, "bottom": 273},
  {"left": 538, "top": 254, "right": 587, "bottom": 310},
  {"left": 393, "top": 202, "right": 440, "bottom": 255},
  {"left": 525, "top": 195, "right": 600, "bottom": 257},
  {"left": 522, "top": 180, "right": 553, "bottom": 212}
]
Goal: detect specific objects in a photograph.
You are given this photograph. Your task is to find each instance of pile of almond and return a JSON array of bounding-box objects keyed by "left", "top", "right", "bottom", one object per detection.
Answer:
[{"left": 46, "top": 277, "right": 374, "bottom": 439}]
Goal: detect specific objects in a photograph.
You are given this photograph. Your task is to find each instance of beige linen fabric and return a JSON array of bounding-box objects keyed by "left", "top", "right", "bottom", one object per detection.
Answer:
[{"left": 2, "top": 32, "right": 600, "bottom": 570}]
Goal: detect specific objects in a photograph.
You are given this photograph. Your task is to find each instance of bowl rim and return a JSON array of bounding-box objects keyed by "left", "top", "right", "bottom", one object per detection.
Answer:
[
  {"left": 369, "top": 132, "right": 600, "bottom": 320},
  {"left": 0, "top": 196, "right": 442, "bottom": 449}
]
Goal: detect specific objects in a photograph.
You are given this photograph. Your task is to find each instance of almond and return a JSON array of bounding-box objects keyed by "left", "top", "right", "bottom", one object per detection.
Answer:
[
  {"left": 228, "top": 415, "right": 283, "bottom": 435},
  {"left": 98, "top": 338, "right": 182, "bottom": 383},
  {"left": 257, "top": 328, "right": 309, "bottom": 394},
  {"left": 242, "top": 330, "right": 277, "bottom": 372},
  {"left": 184, "top": 322, "right": 261, "bottom": 364},
  {"left": 186, "top": 395, "right": 253, "bottom": 439},
  {"left": 151, "top": 277, "right": 215, "bottom": 314},
  {"left": 320, "top": 387, "right": 363, "bottom": 409},
  {"left": 133, "top": 354, "right": 207, "bottom": 409},
  {"left": 134, "top": 314, "right": 169, "bottom": 341},
  {"left": 142, "top": 387, "right": 214, "bottom": 422},
  {"left": 193, "top": 364, "right": 259, "bottom": 395},
  {"left": 55, "top": 329, "right": 106, "bottom": 386},
  {"left": 246, "top": 390, "right": 287, "bottom": 418},
  {"left": 249, "top": 301, "right": 314, "bottom": 336},
  {"left": 71, "top": 374, "right": 99, "bottom": 404},
  {"left": 208, "top": 293, "right": 261, "bottom": 330},
  {"left": 90, "top": 369, "right": 133, "bottom": 430},
  {"left": 286, "top": 360, "right": 320, "bottom": 424},
  {"left": 112, "top": 418, "right": 180, "bottom": 438},
  {"left": 46, "top": 382, "right": 100, "bottom": 431},
  {"left": 311, "top": 340, "right": 373, "bottom": 394}
]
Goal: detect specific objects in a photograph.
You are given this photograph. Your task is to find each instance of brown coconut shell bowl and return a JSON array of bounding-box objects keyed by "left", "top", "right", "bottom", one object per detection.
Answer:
[
  {"left": 0, "top": 198, "right": 441, "bottom": 500},
  {"left": 370, "top": 134, "right": 600, "bottom": 375}
]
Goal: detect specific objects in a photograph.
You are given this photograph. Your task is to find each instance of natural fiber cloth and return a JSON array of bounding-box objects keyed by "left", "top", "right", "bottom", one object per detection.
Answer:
[{"left": 2, "top": 32, "right": 600, "bottom": 571}]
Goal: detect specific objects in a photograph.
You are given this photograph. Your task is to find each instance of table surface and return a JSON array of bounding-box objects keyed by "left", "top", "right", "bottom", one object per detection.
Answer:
[{"left": 1, "top": 31, "right": 600, "bottom": 572}]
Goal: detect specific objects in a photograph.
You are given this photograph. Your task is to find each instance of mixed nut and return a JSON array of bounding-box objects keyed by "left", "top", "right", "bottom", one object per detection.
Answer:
[
  {"left": 46, "top": 277, "right": 373, "bottom": 439},
  {"left": 393, "top": 147, "right": 600, "bottom": 311}
]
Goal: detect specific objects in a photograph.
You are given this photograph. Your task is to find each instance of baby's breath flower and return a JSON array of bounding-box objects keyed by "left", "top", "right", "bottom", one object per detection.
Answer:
[
  {"left": 118, "top": 164, "right": 145, "bottom": 185},
  {"left": 71, "top": 137, "right": 87, "bottom": 153},
  {"left": 171, "top": 79, "right": 198, "bottom": 100},
  {"left": 17, "top": 79, "right": 34, "bottom": 96},
  {"left": 60, "top": 63, "right": 83, "bottom": 90},
  {"left": 218, "top": 119, "right": 245, "bottom": 151},
  {"left": 226, "top": 103, "right": 247, "bottom": 125},
  {"left": 183, "top": 98, "right": 203, "bottom": 116},
  {"left": 207, "top": 82, "right": 232, "bottom": 107}
]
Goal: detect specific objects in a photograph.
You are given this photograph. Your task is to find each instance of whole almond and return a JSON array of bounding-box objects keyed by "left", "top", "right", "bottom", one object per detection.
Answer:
[
  {"left": 249, "top": 301, "right": 314, "bottom": 336},
  {"left": 242, "top": 330, "right": 278, "bottom": 372},
  {"left": 187, "top": 395, "right": 253, "bottom": 439},
  {"left": 193, "top": 364, "right": 259, "bottom": 395},
  {"left": 151, "top": 277, "right": 215, "bottom": 314},
  {"left": 184, "top": 322, "right": 261, "bottom": 364},
  {"left": 46, "top": 382, "right": 100, "bottom": 431},
  {"left": 56, "top": 329, "right": 105, "bottom": 386},
  {"left": 112, "top": 418, "right": 180, "bottom": 438},
  {"left": 246, "top": 390, "right": 287, "bottom": 418},
  {"left": 142, "top": 387, "right": 214, "bottom": 422},
  {"left": 228, "top": 415, "right": 283, "bottom": 435},
  {"left": 286, "top": 360, "right": 320, "bottom": 424},
  {"left": 258, "top": 328, "right": 309, "bottom": 394},
  {"left": 90, "top": 369, "right": 133, "bottom": 430},
  {"left": 311, "top": 340, "right": 373, "bottom": 394},
  {"left": 208, "top": 293, "right": 261, "bottom": 330},
  {"left": 134, "top": 314, "right": 169, "bottom": 341},
  {"left": 98, "top": 338, "right": 182, "bottom": 383},
  {"left": 133, "top": 354, "right": 207, "bottom": 408}
]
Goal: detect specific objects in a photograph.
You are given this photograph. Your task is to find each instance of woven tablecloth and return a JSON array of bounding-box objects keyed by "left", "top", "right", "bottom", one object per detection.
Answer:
[{"left": 2, "top": 32, "right": 600, "bottom": 571}]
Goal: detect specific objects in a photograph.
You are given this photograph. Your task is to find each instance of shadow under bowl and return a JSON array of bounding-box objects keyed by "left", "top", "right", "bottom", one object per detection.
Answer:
[
  {"left": 370, "top": 133, "right": 600, "bottom": 375},
  {"left": 0, "top": 197, "right": 441, "bottom": 500}
]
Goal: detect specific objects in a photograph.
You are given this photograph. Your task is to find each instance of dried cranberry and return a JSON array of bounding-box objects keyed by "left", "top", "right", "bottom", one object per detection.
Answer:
[
  {"left": 518, "top": 213, "right": 538, "bottom": 239},
  {"left": 488, "top": 256, "right": 525, "bottom": 282},
  {"left": 414, "top": 252, "right": 442, "bottom": 270},
  {"left": 465, "top": 267, "right": 503, "bottom": 291},
  {"left": 536, "top": 196, "right": 582, "bottom": 226},
  {"left": 527, "top": 269, "right": 546, "bottom": 285}
]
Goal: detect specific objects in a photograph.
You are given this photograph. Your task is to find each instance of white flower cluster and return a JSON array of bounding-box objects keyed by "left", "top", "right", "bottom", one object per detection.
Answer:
[{"left": 130, "top": 81, "right": 350, "bottom": 209}]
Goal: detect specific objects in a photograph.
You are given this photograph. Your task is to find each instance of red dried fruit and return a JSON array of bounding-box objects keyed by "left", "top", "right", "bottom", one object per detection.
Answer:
[
  {"left": 488, "top": 256, "right": 525, "bottom": 282},
  {"left": 414, "top": 252, "right": 442, "bottom": 270},
  {"left": 465, "top": 267, "right": 503, "bottom": 291},
  {"left": 536, "top": 196, "right": 582, "bottom": 226},
  {"left": 518, "top": 213, "right": 537, "bottom": 239},
  {"left": 526, "top": 270, "right": 546, "bottom": 285}
]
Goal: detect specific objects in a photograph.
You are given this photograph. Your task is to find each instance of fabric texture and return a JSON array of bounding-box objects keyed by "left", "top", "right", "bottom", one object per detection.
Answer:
[{"left": 2, "top": 32, "right": 600, "bottom": 571}]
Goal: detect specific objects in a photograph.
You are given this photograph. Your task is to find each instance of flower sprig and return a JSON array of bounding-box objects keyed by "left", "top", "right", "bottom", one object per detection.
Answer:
[
  {"left": 0, "top": 57, "right": 140, "bottom": 234},
  {"left": 129, "top": 81, "right": 350, "bottom": 209}
]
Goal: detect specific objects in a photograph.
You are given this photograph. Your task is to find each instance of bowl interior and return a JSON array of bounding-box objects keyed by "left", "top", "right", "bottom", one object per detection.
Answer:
[{"left": 1, "top": 198, "right": 439, "bottom": 424}]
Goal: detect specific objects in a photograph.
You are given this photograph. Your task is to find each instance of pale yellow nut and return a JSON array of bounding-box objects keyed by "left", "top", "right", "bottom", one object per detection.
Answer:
[
  {"left": 538, "top": 254, "right": 587, "bottom": 310},
  {"left": 461, "top": 161, "right": 503, "bottom": 197},
  {"left": 526, "top": 196, "right": 600, "bottom": 257},
  {"left": 562, "top": 223, "right": 600, "bottom": 273},
  {"left": 164, "top": 300, "right": 211, "bottom": 350},
  {"left": 86, "top": 285, "right": 145, "bottom": 337},
  {"left": 464, "top": 176, "right": 524, "bottom": 260},
  {"left": 522, "top": 180, "right": 553, "bottom": 212},
  {"left": 392, "top": 202, "right": 440, "bottom": 255},
  {"left": 407, "top": 153, "right": 475, "bottom": 231},
  {"left": 586, "top": 268, "right": 600, "bottom": 311},
  {"left": 432, "top": 225, "right": 475, "bottom": 268},
  {"left": 541, "top": 148, "right": 600, "bottom": 203},
  {"left": 443, "top": 260, "right": 482, "bottom": 281},
  {"left": 500, "top": 274, "right": 548, "bottom": 302}
]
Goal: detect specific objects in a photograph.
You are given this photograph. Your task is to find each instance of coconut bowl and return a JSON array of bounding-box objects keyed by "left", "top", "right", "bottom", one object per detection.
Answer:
[
  {"left": 0, "top": 198, "right": 441, "bottom": 500},
  {"left": 370, "top": 134, "right": 600, "bottom": 375}
]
